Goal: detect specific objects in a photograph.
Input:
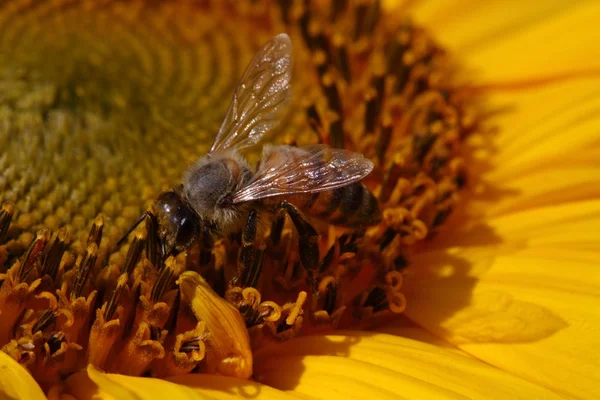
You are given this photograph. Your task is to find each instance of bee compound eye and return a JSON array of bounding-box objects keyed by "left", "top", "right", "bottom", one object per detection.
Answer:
[{"left": 174, "top": 211, "right": 198, "bottom": 250}]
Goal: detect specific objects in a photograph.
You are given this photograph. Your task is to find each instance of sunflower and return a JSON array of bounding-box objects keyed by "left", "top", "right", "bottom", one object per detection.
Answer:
[{"left": 0, "top": 1, "right": 599, "bottom": 399}]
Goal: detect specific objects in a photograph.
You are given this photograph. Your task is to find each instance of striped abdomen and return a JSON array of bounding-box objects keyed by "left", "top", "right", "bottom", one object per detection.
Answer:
[
  {"left": 291, "top": 182, "right": 381, "bottom": 227},
  {"left": 255, "top": 144, "right": 382, "bottom": 227}
]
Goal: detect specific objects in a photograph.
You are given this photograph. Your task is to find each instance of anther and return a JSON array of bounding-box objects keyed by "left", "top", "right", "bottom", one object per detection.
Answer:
[
  {"left": 393, "top": 253, "right": 408, "bottom": 270},
  {"left": 150, "top": 257, "right": 176, "bottom": 303},
  {"left": 321, "top": 78, "right": 343, "bottom": 122},
  {"left": 412, "top": 132, "right": 438, "bottom": 164},
  {"left": 180, "top": 335, "right": 206, "bottom": 353},
  {"left": 329, "top": 118, "right": 345, "bottom": 149},
  {"left": 364, "top": 75, "right": 386, "bottom": 136},
  {"left": 32, "top": 309, "right": 57, "bottom": 334},
  {"left": 0, "top": 202, "right": 14, "bottom": 243},
  {"left": 323, "top": 283, "right": 337, "bottom": 315},
  {"left": 331, "top": 0, "right": 347, "bottom": 22},
  {"left": 104, "top": 273, "right": 127, "bottom": 321},
  {"left": 46, "top": 332, "right": 66, "bottom": 355},
  {"left": 277, "top": 0, "right": 293, "bottom": 24},
  {"left": 71, "top": 243, "right": 98, "bottom": 300},
  {"left": 18, "top": 229, "right": 50, "bottom": 282},
  {"left": 319, "top": 243, "right": 336, "bottom": 273},
  {"left": 363, "top": 287, "right": 388, "bottom": 313},
  {"left": 332, "top": 35, "right": 351, "bottom": 82},
  {"left": 40, "top": 227, "right": 69, "bottom": 280},
  {"left": 305, "top": 103, "right": 323, "bottom": 134},
  {"left": 86, "top": 214, "right": 104, "bottom": 247},
  {"left": 122, "top": 231, "right": 147, "bottom": 276},
  {"left": 353, "top": 0, "right": 380, "bottom": 41},
  {"left": 379, "top": 158, "right": 404, "bottom": 203}
]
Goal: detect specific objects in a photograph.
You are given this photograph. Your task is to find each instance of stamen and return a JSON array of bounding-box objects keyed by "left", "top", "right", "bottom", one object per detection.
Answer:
[
  {"left": 319, "top": 243, "right": 336, "bottom": 273},
  {"left": 18, "top": 230, "right": 50, "bottom": 283},
  {"left": 152, "top": 321, "right": 207, "bottom": 378},
  {"left": 379, "top": 157, "right": 405, "bottom": 203},
  {"left": 86, "top": 214, "right": 104, "bottom": 247},
  {"left": 363, "top": 287, "right": 389, "bottom": 313},
  {"left": 40, "top": 228, "right": 69, "bottom": 280},
  {"left": 322, "top": 281, "right": 338, "bottom": 315},
  {"left": 150, "top": 257, "right": 176, "bottom": 303},
  {"left": 331, "top": 0, "right": 347, "bottom": 21},
  {"left": 104, "top": 273, "right": 127, "bottom": 321},
  {"left": 122, "top": 231, "right": 147, "bottom": 276},
  {"left": 32, "top": 309, "right": 57, "bottom": 334},
  {"left": 353, "top": 0, "right": 379, "bottom": 41},
  {"left": 0, "top": 202, "right": 14, "bottom": 243},
  {"left": 70, "top": 243, "right": 98, "bottom": 300}
]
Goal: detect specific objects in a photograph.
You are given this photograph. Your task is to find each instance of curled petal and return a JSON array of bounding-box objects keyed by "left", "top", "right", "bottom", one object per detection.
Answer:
[
  {"left": 63, "top": 365, "right": 300, "bottom": 400},
  {"left": 0, "top": 351, "right": 46, "bottom": 400}
]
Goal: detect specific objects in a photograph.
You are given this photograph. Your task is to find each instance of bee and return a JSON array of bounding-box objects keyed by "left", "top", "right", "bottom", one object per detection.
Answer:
[
  {"left": 118, "top": 33, "right": 382, "bottom": 380},
  {"left": 119, "top": 32, "right": 381, "bottom": 279}
]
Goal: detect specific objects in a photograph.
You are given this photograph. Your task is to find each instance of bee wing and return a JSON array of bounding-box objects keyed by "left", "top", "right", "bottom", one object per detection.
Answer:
[
  {"left": 209, "top": 33, "right": 292, "bottom": 154},
  {"left": 231, "top": 145, "right": 374, "bottom": 204}
]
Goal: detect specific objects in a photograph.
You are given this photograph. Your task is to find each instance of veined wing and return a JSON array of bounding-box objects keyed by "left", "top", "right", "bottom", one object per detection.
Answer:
[
  {"left": 231, "top": 145, "right": 374, "bottom": 203},
  {"left": 209, "top": 33, "right": 292, "bottom": 154}
]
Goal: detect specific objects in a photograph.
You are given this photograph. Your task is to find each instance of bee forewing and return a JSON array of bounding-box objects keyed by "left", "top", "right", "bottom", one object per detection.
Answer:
[
  {"left": 231, "top": 144, "right": 374, "bottom": 204},
  {"left": 209, "top": 33, "right": 293, "bottom": 154}
]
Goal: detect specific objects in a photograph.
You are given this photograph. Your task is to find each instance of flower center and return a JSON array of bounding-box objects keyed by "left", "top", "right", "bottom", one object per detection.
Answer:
[{"left": 0, "top": 0, "right": 483, "bottom": 392}]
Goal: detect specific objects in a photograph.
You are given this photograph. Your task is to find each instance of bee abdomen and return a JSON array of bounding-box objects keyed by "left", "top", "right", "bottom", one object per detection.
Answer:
[{"left": 300, "top": 182, "right": 381, "bottom": 227}]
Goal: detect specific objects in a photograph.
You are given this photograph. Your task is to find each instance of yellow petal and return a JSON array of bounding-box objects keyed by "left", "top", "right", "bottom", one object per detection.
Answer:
[
  {"left": 404, "top": 200, "right": 600, "bottom": 399},
  {"left": 406, "top": 1, "right": 600, "bottom": 81},
  {"left": 0, "top": 351, "right": 46, "bottom": 400},
  {"left": 460, "top": 76, "right": 600, "bottom": 218},
  {"left": 254, "top": 331, "right": 562, "bottom": 399},
  {"left": 62, "top": 365, "right": 300, "bottom": 400},
  {"left": 488, "top": 78, "right": 600, "bottom": 175},
  {"left": 167, "top": 375, "right": 305, "bottom": 400}
]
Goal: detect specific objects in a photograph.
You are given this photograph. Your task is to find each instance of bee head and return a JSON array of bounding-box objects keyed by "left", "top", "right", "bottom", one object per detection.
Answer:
[{"left": 155, "top": 190, "right": 200, "bottom": 257}]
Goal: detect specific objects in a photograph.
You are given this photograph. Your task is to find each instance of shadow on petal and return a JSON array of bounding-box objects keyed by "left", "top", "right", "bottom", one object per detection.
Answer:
[
  {"left": 404, "top": 196, "right": 569, "bottom": 345},
  {"left": 62, "top": 365, "right": 302, "bottom": 400}
]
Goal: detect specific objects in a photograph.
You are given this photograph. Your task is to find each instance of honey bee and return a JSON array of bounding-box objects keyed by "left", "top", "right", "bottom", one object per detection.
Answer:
[
  {"left": 120, "top": 32, "right": 381, "bottom": 277},
  {"left": 118, "top": 33, "right": 382, "bottom": 380}
]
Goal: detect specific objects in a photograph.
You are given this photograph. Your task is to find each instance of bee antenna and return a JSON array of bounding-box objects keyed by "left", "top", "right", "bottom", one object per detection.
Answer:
[{"left": 116, "top": 211, "right": 151, "bottom": 248}]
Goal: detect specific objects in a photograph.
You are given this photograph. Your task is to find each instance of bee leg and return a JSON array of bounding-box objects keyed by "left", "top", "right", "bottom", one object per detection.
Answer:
[
  {"left": 199, "top": 224, "right": 214, "bottom": 266},
  {"left": 116, "top": 211, "right": 152, "bottom": 248},
  {"left": 278, "top": 201, "right": 319, "bottom": 292},
  {"left": 270, "top": 209, "right": 286, "bottom": 246},
  {"left": 235, "top": 209, "right": 263, "bottom": 288}
]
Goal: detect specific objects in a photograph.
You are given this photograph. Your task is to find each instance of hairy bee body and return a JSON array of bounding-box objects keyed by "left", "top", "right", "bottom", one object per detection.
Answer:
[
  {"left": 289, "top": 182, "right": 380, "bottom": 227},
  {"left": 182, "top": 144, "right": 381, "bottom": 236},
  {"left": 183, "top": 150, "right": 253, "bottom": 229}
]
